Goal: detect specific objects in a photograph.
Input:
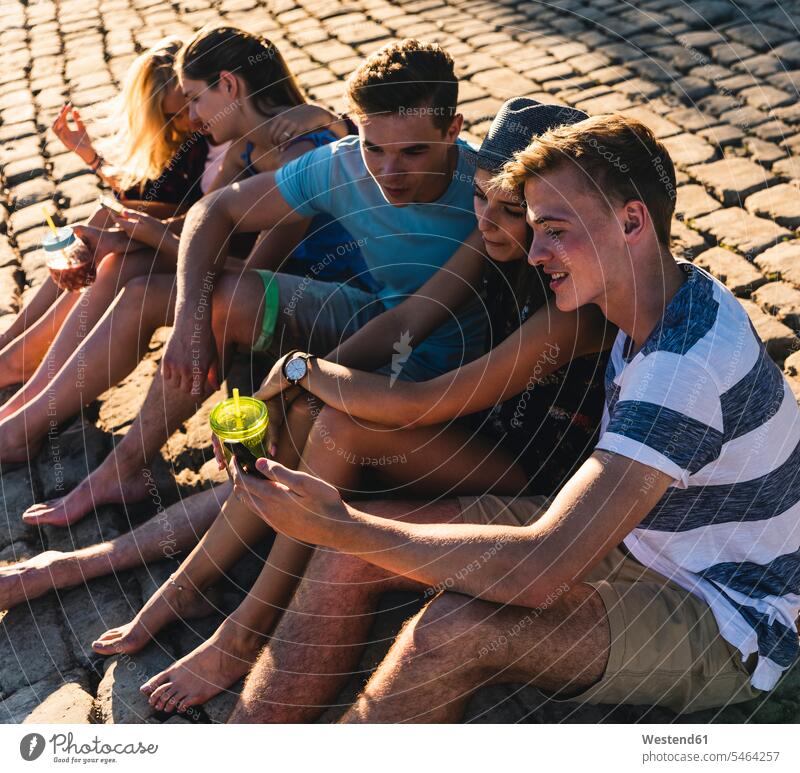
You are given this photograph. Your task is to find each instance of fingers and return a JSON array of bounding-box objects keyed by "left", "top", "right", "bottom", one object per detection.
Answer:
[
  {"left": 52, "top": 104, "right": 68, "bottom": 131},
  {"left": 207, "top": 354, "right": 221, "bottom": 392},
  {"left": 72, "top": 107, "right": 85, "bottom": 130},
  {"left": 211, "top": 434, "right": 226, "bottom": 470},
  {"left": 71, "top": 224, "right": 95, "bottom": 249},
  {"left": 108, "top": 213, "right": 133, "bottom": 235},
  {"left": 230, "top": 458, "right": 265, "bottom": 512},
  {"left": 255, "top": 457, "right": 336, "bottom": 501},
  {"left": 266, "top": 417, "right": 282, "bottom": 459}
]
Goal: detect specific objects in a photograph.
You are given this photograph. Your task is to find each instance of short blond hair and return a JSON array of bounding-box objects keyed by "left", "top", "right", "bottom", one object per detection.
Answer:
[{"left": 498, "top": 114, "right": 677, "bottom": 247}]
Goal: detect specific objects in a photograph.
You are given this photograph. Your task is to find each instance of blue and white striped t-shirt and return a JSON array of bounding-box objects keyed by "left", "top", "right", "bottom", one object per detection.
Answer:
[{"left": 596, "top": 262, "right": 800, "bottom": 691}]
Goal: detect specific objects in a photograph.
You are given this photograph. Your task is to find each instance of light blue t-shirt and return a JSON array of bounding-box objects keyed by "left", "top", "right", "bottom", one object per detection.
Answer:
[{"left": 275, "top": 135, "right": 486, "bottom": 376}]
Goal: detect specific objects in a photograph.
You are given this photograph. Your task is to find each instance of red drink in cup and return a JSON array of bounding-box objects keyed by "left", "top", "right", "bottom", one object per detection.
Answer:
[{"left": 42, "top": 226, "right": 96, "bottom": 291}]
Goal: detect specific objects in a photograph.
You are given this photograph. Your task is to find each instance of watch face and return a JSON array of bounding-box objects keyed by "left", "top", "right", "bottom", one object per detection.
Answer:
[{"left": 285, "top": 357, "right": 307, "bottom": 382}]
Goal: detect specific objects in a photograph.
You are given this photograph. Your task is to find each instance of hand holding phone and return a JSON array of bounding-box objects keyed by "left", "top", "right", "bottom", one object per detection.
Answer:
[{"left": 229, "top": 442, "right": 269, "bottom": 479}]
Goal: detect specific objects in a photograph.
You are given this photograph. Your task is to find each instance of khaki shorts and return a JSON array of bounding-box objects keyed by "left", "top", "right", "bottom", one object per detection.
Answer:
[{"left": 457, "top": 494, "right": 763, "bottom": 714}]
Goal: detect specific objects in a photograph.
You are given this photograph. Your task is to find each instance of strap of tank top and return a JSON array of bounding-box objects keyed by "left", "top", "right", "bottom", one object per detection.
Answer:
[
  {"left": 239, "top": 141, "right": 255, "bottom": 173},
  {"left": 286, "top": 128, "right": 339, "bottom": 150}
]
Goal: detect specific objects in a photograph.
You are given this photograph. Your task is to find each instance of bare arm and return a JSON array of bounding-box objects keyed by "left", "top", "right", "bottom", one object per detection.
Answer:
[
  {"left": 295, "top": 302, "right": 612, "bottom": 427},
  {"left": 234, "top": 451, "right": 673, "bottom": 609},
  {"left": 162, "top": 172, "right": 305, "bottom": 394},
  {"left": 327, "top": 229, "right": 487, "bottom": 370}
]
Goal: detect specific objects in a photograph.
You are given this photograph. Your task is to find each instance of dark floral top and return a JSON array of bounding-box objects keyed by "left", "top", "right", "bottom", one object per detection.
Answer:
[
  {"left": 468, "top": 260, "right": 610, "bottom": 496},
  {"left": 121, "top": 133, "right": 209, "bottom": 206}
]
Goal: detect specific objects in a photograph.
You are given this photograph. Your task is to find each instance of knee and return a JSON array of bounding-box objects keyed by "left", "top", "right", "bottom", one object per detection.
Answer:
[
  {"left": 93, "top": 251, "right": 128, "bottom": 285},
  {"left": 117, "top": 275, "right": 150, "bottom": 308},
  {"left": 403, "top": 592, "right": 491, "bottom": 661},
  {"left": 314, "top": 405, "right": 360, "bottom": 446},
  {"left": 210, "top": 274, "right": 240, "bottom": 340},
  {"left": 287, "top": 393, "right": 319, "bottom": 426}
]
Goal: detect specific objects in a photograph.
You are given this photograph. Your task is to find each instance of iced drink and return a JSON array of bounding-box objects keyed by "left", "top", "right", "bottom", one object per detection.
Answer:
[
  {"left": 43, "top": 226, "right": 95, "bottom": 291},
  {"left": 210, "top": 393, "right": 269, "bottom": 478}
]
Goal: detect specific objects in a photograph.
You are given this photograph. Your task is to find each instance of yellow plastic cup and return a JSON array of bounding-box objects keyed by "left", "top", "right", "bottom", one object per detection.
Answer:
[{"left": 209, "top": 395, "right": 269, "bottom": 477}]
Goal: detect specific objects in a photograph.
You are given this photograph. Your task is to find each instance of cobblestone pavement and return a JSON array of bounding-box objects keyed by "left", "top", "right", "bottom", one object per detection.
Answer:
[{"left": 2, "top": 0, "right": 800, "bottom": 724}]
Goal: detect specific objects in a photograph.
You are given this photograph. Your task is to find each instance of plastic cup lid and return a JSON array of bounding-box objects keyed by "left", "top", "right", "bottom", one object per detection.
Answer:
[
  {"left": 42, "top": 226, "right": 76, "bottom": 252},
  {"left": 210, "top": 396, "right": 269, "bottom": 440}
]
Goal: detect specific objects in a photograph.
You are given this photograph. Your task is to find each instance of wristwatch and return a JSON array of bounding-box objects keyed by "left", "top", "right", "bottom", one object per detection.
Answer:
[{"left": 282, "top": 351, "right": 313, "bottom": 385}]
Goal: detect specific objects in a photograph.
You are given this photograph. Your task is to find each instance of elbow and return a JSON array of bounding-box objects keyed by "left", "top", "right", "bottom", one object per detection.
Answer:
[
  {"left": 475, "top": 542, "right": 574, "bottom": 610},
  {"left": 191, "top": 188, "right": 231, "bottom": 228},
  {"left": 479, "top": 573, "right": 572, "bottom": 610}
]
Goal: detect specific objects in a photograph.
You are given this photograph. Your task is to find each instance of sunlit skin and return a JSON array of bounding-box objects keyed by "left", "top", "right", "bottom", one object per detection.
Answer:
[
  {"left": 161, "top": 81, "right": 197, "bottom": 134},
  {"left": 358, "top": 110, "right": 463, "bottom": 206},
  {"left": 473, "top": 167, "right": 527, "bottom": 262},
  {"left": 524, "top": 163, "right": 685, "bottom": 352},
  {"left": 180, "top": 73, "right": 245, "bottom": 143}
]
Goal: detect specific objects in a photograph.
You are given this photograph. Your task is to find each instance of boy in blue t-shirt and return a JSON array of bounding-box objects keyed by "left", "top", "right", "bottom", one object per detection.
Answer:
[{"left": 228, "top": 114, "right": 800, "bottom": 722}]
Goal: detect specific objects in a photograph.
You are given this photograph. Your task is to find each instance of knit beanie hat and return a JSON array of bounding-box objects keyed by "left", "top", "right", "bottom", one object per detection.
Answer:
[{"left": 477, "top": 97, "right": 588, "bottom": 173}]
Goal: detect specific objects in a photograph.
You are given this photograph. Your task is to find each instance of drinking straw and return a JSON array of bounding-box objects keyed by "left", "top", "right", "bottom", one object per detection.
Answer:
[
  {"left": 233, "top": 388, "right": 244, "bottom": 429},
  {"left": 43, "top": 208, "right": 58, "bottom": 236}
]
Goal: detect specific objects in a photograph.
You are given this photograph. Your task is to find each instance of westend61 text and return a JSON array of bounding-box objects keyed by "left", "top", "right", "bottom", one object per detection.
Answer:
[{"left": 642, "top": 734, "right": 708, "bottom": 744}]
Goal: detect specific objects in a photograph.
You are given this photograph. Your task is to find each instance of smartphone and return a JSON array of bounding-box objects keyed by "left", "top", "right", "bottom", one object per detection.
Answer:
[
  {"left": 228, "top": 442, "right": 269, "bottom": 479},
  {"left": 99, "top": 195, "right": 125, "bottom": 215}
]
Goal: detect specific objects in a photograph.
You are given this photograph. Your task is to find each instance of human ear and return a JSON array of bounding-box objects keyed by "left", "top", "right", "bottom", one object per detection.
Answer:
[
  {"left": 445, "top": 112, "right": 463, "bottom": 142},
  {"left": 622, "top": 200, "right": 647, "bottom": 240},
  {"left": 218, "top": 71, "right": 238, "bottom": 99}
]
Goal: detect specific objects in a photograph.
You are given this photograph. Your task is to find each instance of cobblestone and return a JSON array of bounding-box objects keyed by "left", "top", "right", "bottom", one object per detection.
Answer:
[
  {"left": 688, "top": 157, "right": 778, "bottom": 206},
  {"left": 692, "top": 207, "right": 791, "bottom": 256},
  {"left": 745, "top": 184, "right": 800, "bottom": 230},
  {"left": 755, "top": 241, "right": 800, "bottom": 288},
  {"left": 693, "top": 246, "right": 766, "bottom": 296}
]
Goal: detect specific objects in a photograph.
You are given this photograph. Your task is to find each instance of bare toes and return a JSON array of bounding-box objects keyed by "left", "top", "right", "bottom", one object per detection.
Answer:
[
  {"left": 141, "top": 671, "right": 170, "bottom": 695},
  {"left": 148, "top": 681, "right": 174, "bottom": 709}
]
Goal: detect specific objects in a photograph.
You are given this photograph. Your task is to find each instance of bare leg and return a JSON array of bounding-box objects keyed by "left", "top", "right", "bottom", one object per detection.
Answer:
[
  {"left": 0, "top": 483, "right": 230, "bottom": 611},
  {"left": 93, "top": 397, "right": 316, "bottom": 675},
  {"left": 19, "top": 271, "right": 268, "bottom": 526},
  {"left": 0, "top": 281, "right": 72, "bottom": 387},
  {"left": 0, "top": 206, "right": 122, "bottom": 366},
  {"left": 136, "top": 400, "right": 323, "bottom": 712},
  {"left": 302, "top": 402, "right": 530, "bottom": 498},
  {"left": 1, "top": 275, "right": 177, "bottom": 488},
  {"left": 144, "top": 397, "right": 529, "bottom": 714},
  {"left": 342, "top": 585, "right": 609, "bottom": 723},
  {"left": 0, "top": 248, "right": 172, "bottom": 419},
  {"left": 229, "top": 500, "right": 463, "bottom": 723}
]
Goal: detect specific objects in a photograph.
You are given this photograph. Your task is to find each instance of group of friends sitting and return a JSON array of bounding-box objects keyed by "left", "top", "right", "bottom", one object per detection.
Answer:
[{"left": 0, "top": 27, "right": 798, "bottom": 724}]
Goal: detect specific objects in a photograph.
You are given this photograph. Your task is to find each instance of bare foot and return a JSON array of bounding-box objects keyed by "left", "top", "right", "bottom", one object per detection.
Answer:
[
  {"left": 0, "top": 551, "right": 65, "bottom": 610},
  {"left": 141, "top": 621, "right": 265, "bottom": 713},
  {"left": 92, "top": 575, "right": 218, "bottom": 656},
  {"left": 22, "top": 466, "right": 151, "bottom": 527}
]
